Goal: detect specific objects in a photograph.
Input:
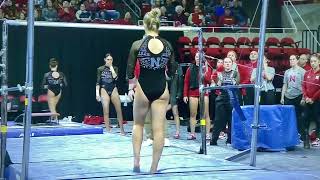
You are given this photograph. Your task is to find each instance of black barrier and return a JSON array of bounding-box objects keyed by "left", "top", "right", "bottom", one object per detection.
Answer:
[{"left": 0, "top": 23, "right": 183, "bottom": 121}]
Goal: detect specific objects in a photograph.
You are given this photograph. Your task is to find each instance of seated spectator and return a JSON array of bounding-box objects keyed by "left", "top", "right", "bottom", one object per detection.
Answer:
[
  {"left": 181, "top": 0, "right": 192, "bottom": 16},
  {"left": 214, "top": 0, "right": 227, "bottom": 17},
  {"left": 34, "top": 0, "right": 45, "bottom": 8},
  {"left": 15, "top": 0, "right": 27, "bottom": 9},
  {"left": 152, "top": 0, "right": 163, "bottom": 8},
  {"left": 204, "top": 8, "right": 217, "bottom": 26},
  {"left": 188, "top": 5, "right": 205, "bottom": 26},
  {"left": 34, "top": 7, "right": 42, "bottom": 21},
  {"left": 58, "top": 1, "right": 76, "bottom": 22},
  {"left": 172, "top": 5, "right": 188, "bottom": 26},
  {"left": 3, "top": 0, "right": 18, "bottom": 20},
  {"left": 218, "top": 7, "right": 236, "bottom": 27},
  {"left": 231, "top": 0, "right": 247, "bottom": 26},
  {"left": 171, "top": 0, "right": 180, "bottom": 6},
  {"left": 42, "top": 0, "right": 59, "bottom": 22},
  {"left": 111, "top": 11, "right": 133, "bottom": 25},
  {"left": 84, "top": 0, "right": 98, "bottom": 19},
  {"left": 0, "top": 9, "right": 4, "bottom": 19},
  {"left": 160, "top": 6, "right": 168, "bottom": 21},
  {"left": 97, "top": 0, "right": 120, "bottom": 20},
  {"left": 18, "top": 11, "right": 26, "bottom": 20},
  {"left": 165, "top": 0, "right": 175, "bottom": 18},
  {"left": 76, "top": 4, "right": 91, "bottom": 22},
  {"left": 70, "top": 0, "right": 79, "bottom": 11}
]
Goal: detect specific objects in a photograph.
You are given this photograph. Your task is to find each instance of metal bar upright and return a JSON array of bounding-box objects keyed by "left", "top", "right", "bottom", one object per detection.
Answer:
[
  {"left": 21, "top": 0, "right": 35, "bottom": 178},
  {"left": 249, "top": 0, "right": 269, "bottom": 167},
  {"left": 0, "top": 20, "right": 9, "bottom": 180}
]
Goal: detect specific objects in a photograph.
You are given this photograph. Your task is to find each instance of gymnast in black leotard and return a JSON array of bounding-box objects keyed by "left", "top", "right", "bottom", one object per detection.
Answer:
[
  {"left": 96, "top": 53, "right": 125, "bottom": 135},
  {"left": 126, "top": 8, "right": 176, "bottom": 174},
  {"left": 42, "top": 58, "right": 67, "bottom": 120}
]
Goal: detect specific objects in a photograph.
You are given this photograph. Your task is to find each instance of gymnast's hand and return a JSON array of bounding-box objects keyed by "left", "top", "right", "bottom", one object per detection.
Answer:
[
  {"left": 96, "top": 95, "right": 101, "bottom": 102},
  {"left": 183, "top": 97, "right": 188, "bottom": 104},
  {"left": 128, "top": 89, "right": 135, "bottom": 101}
]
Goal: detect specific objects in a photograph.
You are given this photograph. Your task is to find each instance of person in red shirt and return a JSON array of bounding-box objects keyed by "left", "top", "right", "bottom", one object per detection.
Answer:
[
  {"left": 187, "top": 5, "right": 205, "bottom": 26},
  {"left": 97, "top": 0, "right": 120, "bottom": 20},
  {"left": 239, "top": 50, "right": 258, "bottom": 105},
  {"left": 183, "top": 52, "right": 212, "bottom": 140},
  {"left": 58, "top": 1, "right": 76, "bottom": 22},
  {"left": 299, "top": 54, "right": 312, "bottom": 71},
  {"left": 301, "top": 53, "right": 320, "bottom": 148},
  {"left": 218, "top": 7, "right": 236, "bottom": 27}
]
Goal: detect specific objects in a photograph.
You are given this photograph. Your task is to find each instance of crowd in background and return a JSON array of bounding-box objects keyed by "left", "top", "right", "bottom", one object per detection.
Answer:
[{"left": 0, "top": 0, "right": 248, "bottom": 27}]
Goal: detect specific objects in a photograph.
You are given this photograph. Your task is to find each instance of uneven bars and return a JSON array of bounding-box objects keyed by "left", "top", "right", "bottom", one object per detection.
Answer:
[{"left": 203, "top": 84, "right": 255, "bottom": 91}]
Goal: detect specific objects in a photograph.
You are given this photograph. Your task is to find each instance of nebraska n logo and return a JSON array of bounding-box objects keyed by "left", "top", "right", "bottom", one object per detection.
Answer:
[{"left": 289, "top": 75, "right": 296, "bottom": 82}]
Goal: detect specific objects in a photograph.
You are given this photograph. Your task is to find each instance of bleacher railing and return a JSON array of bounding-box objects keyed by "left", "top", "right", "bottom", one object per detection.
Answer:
[
  {"left": 121, "top": 0, "right": 141, "bottom": 19},
  {"left": 302, "top": 29, "right": 319, "bottom": 53}
]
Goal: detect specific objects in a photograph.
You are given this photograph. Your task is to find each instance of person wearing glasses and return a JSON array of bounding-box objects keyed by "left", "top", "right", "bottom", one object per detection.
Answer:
[{"left": 96, "top": 53, "right": 125, "bottom": 135}]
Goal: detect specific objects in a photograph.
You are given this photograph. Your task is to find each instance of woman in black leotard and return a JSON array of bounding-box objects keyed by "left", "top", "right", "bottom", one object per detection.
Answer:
[
  {"left": 96, "top": 53, "right": 125, "bottom": 135},
  {"left": 126, "top": 8, "right": 176, "bottom": 173},
  {"left": 42, "top": 58, "right": 67, "bottom": 120}
]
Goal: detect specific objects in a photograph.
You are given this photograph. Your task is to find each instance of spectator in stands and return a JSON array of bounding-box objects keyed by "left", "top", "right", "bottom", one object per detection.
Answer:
[
  {"left": 34, "top": 7, "right": 42, "bottom": 21},
  {"left": 171, "top": 0, "right": 180, "bottom": 7},
  {"left": 214, "top": 0, "right": 226, "bottom": 17},
  {"left": 231, "top": 0, "right": 247, "bottom": 26},
  {"left": 204, "top": 7, "right": 217, "bottom": 27},
  {"left": 188, "top": 5, "right": 205, "bottom": 26},
  {"left": 114, "top": 11, "right": 133, "bottom": 25},
  {"left": 15, "top": 0, "right": 27, "bottom": 8},
  {"left": 218, "top": 7, "right": 236, "bottom": 27},
  {"left": 152, "top": 0, "right": 163, "bottom": 8},
  {"left": 172, "top": 5, "right": 188, "bottom": 26},
  {"left": 76, "top": 4, "right": 91, "bottom": 22},
  {"left": 0, "top": 9, "right": 4, "bottom": 19},
  {"left": 251, "top": 56, "right": 276, "bottom": 105},
  {"left": 18, "top": 11, "right": 26, "bottom": 20},
  {"left": 160, "top": 6, "right": 168, "bottom": 21},
  {"left": 181, "top": 0, "right": 192, "bottom": 16},
  {"left": 165, "top": 0, "right": 175, "bottom": 19},
  {"left": 301, "top": 53, "right": 320, "bottom": 148},
  {"left": 97, "top": 0, "right": 120, "bottom": 20},
  {"left": 84, "top": 0, "right": 98, "bottom": 19},
  {"left": 183, "top": 52, "right": 212, "bottom": 140},
  {"left": 299, "top": 54, "right": 312, "bottom": 71},
  {"left": 3, "top": 0, "right": 17, "bottom": 20},
  {"left": 58, "top": 1, "right": 76, "bottom": 22},
  {"left": 70, "top": 0, "right": 79, "bottom": 11},
  {"left": 280, "top": 54, "right": 306, "bottom": 141},
  {"left": 42, "top": 0, "right": 59, "bottom": 22}
]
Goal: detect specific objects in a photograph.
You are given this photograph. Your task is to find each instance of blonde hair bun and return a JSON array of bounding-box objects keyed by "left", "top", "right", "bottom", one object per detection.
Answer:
[{"left": 150, "top": 8, "right": 161, "bottom": 18}]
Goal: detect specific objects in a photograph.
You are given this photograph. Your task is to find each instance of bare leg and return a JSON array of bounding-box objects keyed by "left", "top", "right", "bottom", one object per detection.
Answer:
[
  {"left": 189, "top": 97, "right": 199, "bottom": 136},
  {"left": 150, "top": 86, "right": 169, "bottom": 173},
  {"left": 132, "top": 83, "right": 150, "bottom": 172},
  {"left": 144, "top": 110, "right": 153, "bottom": 140},
  {"left": 111, "top": 87, "right": 125, "bottom": 135},
  {"left": 47, "top": 90, "right": 61, "bottom": 120},
  {"left": 101, "top": 89, "right": 111, "bottom": 132},
  {"left": 204, "top": 96, "right": 211, "bottom": 138},
  {"left": 172, "top": 105, "right": 180, "bottom": 135}
]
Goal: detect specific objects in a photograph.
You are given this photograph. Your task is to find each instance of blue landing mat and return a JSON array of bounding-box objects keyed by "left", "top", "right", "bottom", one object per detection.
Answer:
[
  {"left": 6, "top": 134, "right": 319, "bottom": 179},
  {"left": 4, "top": 121, "right": 103, "bottom": 138}
]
